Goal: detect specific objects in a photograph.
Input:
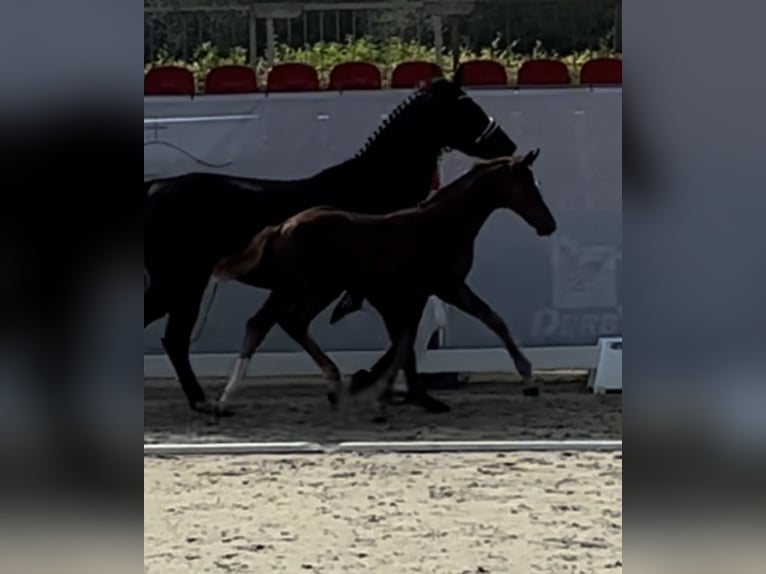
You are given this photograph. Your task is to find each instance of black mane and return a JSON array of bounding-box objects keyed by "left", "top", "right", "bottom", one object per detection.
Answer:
[{"left": 354, "top": 86, "right": 425, "bottom": 158}]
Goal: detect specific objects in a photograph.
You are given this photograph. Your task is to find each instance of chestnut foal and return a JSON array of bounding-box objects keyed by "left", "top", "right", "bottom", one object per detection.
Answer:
[{"left": 214, "top": 151, "right": 556, "bottom": 421}]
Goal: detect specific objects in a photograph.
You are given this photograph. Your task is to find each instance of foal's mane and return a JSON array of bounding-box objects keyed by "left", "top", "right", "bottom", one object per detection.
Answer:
[{"left": 417, "top": 156, "right": 518, "bottom": 207}]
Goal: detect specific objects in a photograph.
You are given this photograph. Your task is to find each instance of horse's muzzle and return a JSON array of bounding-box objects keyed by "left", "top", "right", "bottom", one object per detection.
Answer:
[{"left": 537, "top": 222, "right": 557, "bottom": 236}]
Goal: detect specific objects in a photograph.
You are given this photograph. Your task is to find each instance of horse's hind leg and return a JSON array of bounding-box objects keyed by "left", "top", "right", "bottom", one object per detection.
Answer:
[
  {"left": 161, "top": 275, "right": 220, "bottom": 413},
  {"left": 218, "top": 291, "right": 290, "bottom": 406},
  {"left": 144, "top": 281, "right": 167, "bottom": 327},
  {"left": 401, "top": 349, "right": 451, "bottom": 413},
  {"left": 438, "top": 283, "right": 540, "bottom": 396}
]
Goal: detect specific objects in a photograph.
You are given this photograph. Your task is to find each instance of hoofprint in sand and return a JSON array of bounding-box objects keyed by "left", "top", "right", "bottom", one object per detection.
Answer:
[
  {"left": 145, "top": 451, "right": 622, "bottom": 574},
  {"left": 145, "top": 373, "right": 621, "bottom": 573}
]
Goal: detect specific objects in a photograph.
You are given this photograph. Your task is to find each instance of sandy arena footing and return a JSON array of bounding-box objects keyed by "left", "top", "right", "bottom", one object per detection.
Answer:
[{"left": 145, "top": 375, "right": 622, "bottom": 573}]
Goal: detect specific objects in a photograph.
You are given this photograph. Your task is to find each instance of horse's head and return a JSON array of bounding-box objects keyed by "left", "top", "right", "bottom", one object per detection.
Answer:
[
  {"left": 351, "top": 75, "right": 519, "bottom": 206},
  {"left": 486, "top": 150, "right": 557, "bottom": 236},
  {"left": 426, "top": 75, "right": 518, "bottom": 159}
]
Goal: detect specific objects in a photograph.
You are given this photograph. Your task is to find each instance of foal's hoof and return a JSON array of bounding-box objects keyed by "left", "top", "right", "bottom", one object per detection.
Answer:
[
  {"left": 372, "top": 415, "right": 388, "bottom": 424},
  {"left": 522, "top": 386, "right": 541, "bottom": 397},
  {"left": 327, "top": 391, "right": 338, "bottom": 408}
]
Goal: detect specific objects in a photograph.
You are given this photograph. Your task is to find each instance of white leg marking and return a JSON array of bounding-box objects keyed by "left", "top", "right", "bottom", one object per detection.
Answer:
[{"left": 219, "top": 357, "right": 249, "bottom": 405}]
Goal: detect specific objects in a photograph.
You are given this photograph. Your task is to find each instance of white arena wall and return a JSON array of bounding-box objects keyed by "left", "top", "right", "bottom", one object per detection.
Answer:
[{"left": 144, "top": 87, "right": 621, "bottom": 378}]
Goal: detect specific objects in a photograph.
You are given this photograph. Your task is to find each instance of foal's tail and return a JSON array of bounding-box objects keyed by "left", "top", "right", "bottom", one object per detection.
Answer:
[{"left": 213, "top": 227, "right": 277, "bottom": 280}]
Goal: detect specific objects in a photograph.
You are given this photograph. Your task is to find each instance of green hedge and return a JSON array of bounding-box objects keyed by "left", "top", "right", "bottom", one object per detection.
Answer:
[{"left": 146, "top": 37, "right": 620, "bottom": 89}]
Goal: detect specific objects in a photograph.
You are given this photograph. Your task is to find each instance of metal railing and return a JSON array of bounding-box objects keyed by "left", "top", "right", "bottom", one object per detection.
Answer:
[{"left": 145, "top": 0, "right": 621, "bottom": 67}]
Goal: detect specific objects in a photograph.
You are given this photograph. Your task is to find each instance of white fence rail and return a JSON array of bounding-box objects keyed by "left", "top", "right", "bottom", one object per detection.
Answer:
[{"left": 144, "top": 439, "right": 623, "bottom": 456}]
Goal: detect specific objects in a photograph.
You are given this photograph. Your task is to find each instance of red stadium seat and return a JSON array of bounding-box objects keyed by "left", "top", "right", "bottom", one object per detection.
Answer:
[
  {"left": 455, "top": 60, "right": 508, "bottom": 87},
  {"left": 144, "top": 66, "right": 195, "bottom": 96},
  {"left": 517, "top": 59, "right": 571, "bottom": 86},
  {"left": 204, "top": 65, "right": 257, "bottom": 94},
  {"left": 266, "top": 63, "right": 320, "bottom": 92},
  {"left": 580, "top": 57, "right": 622, "bottom": 85},
  {"left": 390, "top": 61, "right": 444, "bottom": 89},
  {"left": 329, "top": 61, "right": 382, "bottom": 90}
]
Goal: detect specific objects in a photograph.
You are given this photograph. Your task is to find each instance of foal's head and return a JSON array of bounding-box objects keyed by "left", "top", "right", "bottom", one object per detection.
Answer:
[{"left": 483, "top": 150, "right": 557, "bottom": 236}]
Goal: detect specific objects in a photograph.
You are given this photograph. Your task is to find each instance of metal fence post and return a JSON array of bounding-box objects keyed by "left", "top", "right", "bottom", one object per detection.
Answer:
[
  {"left": 249, "top": 8, "right": 258, "bottom": 67},
  {"left": 266, "top": 17, "right": 275, "bottom": 67},
  {"left": 432, "top": 15, "right": 444, "bottom": 68}
]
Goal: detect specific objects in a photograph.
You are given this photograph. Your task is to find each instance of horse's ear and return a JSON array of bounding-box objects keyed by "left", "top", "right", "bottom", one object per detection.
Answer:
[
  {"left": 428, "top": 76, "right": 449, "bottom": 92},
  {"left": 523, "top": 148, "right": 541, "bottom": 166}
]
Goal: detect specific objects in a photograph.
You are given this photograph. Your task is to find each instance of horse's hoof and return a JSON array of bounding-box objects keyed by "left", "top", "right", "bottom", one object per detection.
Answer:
[
  {"left": 386, "top": 390, "right": 408, "bottom": 405},
  {"left": 348, "top": 369, "right": 372, "bottom": 395},
  {"left": 215, "top": 405, "right": 235, "bottom": 417},
  {"left": 372, "top": 415, "right": 388, "bottom": 424},
  {"left": 190, "top": 400, "right": 212, "bottom": 414},
  {"left": 192, "top": 400, "right": 234, "bottom": 417},
  {"left": 515, "top": 357, "right": 533, "bottom": 379},
  {"left": 327, "top": 391, "right": 338, "bottom": 409},
  {"left": 410, "top": 393, "right": 451, "bottom": 414},
  {"left": 423, "top": 398, "right": 451, "bottom": 414},
  {"left": 522, "top": 386, "right": 541, "bottom": 397}
]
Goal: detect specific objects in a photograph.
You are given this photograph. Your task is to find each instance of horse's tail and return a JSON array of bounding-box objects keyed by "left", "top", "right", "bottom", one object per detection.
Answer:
[
  {"left": 329, "top": 289, "right": 366, "bottom": 324},
  {"left": 144, "top": 179, "right": 161, "bottom": 200},
  {"left": 213, "top": 226, "right": 278, "bottom": 280}
]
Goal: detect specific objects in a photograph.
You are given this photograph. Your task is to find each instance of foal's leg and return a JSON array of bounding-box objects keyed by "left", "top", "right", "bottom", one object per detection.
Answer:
[
  {"left": 349, "top": 335, "right": 450, "bottom": 414},
  {"left": 438, "top": 283, "right": 540, "bottom": 396},
  {"left": 218, "top": 291, "right": 290, "bottom": 406},
  {"left": 330, "top": 290, "right": 445, "bottom": 411},
  {"left": 364, "top": 299, "right": 427, "bottom": 422},
  {"left": 367, "top": 330, "right": 417, "bottom": 423},
  {"left": 277, "top": 293, "right": 346, "bottom": 408}
]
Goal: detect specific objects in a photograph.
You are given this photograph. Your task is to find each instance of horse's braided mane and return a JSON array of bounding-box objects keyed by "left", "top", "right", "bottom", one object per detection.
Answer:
[{"left": 353, "top": 84, "right": 430, "bottom": 158}]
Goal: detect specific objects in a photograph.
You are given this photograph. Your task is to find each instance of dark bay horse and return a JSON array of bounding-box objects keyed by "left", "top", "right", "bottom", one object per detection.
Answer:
[
  {"left": 144, "top": 77, "right": 519, "bottom": 415},
  {"left": 212, "top": 152, "right": 556, "bottom": 421}
]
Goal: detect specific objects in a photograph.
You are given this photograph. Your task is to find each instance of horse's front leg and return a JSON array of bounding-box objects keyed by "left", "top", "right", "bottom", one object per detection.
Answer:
[
  {"left": 364, "top": 297, "right": 427, "bottom": 423},
  {"left": 437, "top": 282, "right": 540, "bottom": 396}
]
